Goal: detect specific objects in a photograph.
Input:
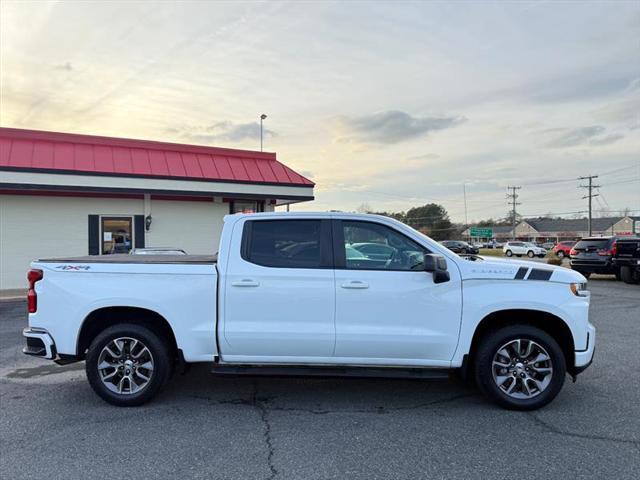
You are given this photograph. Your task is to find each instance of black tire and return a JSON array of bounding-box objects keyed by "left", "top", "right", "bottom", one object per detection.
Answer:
[
  {"left": 505, "top": 250, "right": 513, "bottom": 257},
  {"left": 527, "top": 251, "right": 534, "bottom": 258},
  {"left": 474, "top": 325, "right": 566, "bottom": 410},
  {"left": 86, "top": 323, "right": 173, "bottom": 406},
  {"left": 460, "top": 248, "right": 467, "bottom": 255},
  {"left": 620, "top": 266, "right": 639, "bottom": 284},
  {"left": 557, "top": 251, "right": 565, "bottom": 258}
]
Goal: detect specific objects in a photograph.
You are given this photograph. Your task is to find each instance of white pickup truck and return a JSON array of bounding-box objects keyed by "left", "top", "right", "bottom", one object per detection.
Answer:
[{"left": 23, "top": 212, "right": 595, "bottom": 410}]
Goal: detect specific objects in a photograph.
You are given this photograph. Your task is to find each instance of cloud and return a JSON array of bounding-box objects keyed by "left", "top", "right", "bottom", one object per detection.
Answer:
[
  {"left": 407, "top": 153, "right": 441, "bottom": 161},
  {"left": 53, "top": 62, "right": 72, "bottom": 71},
  {"left": 589, "top": 133, "right": 625, "bottom": 146},
  {"left": 334, "top": 110, "right": 465, "bottom": 145},
  {"left": 169, "top": 121, "right": 276, "bottom": 145},
  {"left": 545, "top": 125, "right": 624, "bottom": 148}
]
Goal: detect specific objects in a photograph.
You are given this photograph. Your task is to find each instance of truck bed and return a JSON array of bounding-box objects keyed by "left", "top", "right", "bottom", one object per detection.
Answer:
[{"left": 37, "top": 254, "right": 217, "bottom": 264}]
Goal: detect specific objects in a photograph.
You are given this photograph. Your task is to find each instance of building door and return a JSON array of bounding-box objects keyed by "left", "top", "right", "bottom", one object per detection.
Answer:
[{"left": 101, "top": 217, "right": 133, "bottom": 254}]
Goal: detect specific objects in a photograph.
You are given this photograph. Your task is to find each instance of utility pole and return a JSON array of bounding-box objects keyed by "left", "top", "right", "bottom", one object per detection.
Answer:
[
  {"left": 578, "top": 175, "right": 600, "bottom": 236},
  {"left": 259, "top": 114, "right": 267, "bottom": 151},
  {"left": 463, "top": 183, "right": 468, "bottom": 241},
  {"left": 506, "top": 186, "right": 521, "bottom": 240}
]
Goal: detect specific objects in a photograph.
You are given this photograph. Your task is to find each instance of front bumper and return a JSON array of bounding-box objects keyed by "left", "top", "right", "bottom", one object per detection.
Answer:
[
  {"left": 23, "top": 328, "right": 57, "bottom": 360},
  {"left": 574, "top": 323, "right": 596, "bottom": 373}
]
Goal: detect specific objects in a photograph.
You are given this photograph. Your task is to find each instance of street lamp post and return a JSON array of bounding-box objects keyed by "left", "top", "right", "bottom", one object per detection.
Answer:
[{"left": 260, "top": 114, "right": 267, "bottom": 151}]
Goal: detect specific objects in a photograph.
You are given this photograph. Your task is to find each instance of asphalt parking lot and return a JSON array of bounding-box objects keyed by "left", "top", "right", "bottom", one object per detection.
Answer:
[{"left": 1, "top": 278, "right": 639, "bottom": 480}]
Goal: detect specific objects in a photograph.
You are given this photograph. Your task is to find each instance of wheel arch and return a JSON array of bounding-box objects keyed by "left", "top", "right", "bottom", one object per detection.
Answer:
[
  {"left": 76, "top": 306, "right": 178, "bottom": 360},
  {"left": 465, "top": 309, "right": 576, "bottom": 377}
]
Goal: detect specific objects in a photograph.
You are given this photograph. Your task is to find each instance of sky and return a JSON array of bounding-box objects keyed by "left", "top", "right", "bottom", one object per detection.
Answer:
[{"left": 1, "top": 0, "right": 639, "bottom": 222}]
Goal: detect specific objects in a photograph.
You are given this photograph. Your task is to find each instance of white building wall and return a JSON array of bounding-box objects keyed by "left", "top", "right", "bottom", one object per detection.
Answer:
[
  {"left": 0, "top": 195, "right": 143, "bottom": 290},
  {"left": 145, "top": 199, "right": 227, "bottom": 255},
  {"left": 0, "top": 195, "right": 234, "bottom": 290}
]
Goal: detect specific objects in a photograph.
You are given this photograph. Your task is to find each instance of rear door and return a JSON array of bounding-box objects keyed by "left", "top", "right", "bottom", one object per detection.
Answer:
[{"left": 222, "top": 218, "right": 335, "bottom": 361}]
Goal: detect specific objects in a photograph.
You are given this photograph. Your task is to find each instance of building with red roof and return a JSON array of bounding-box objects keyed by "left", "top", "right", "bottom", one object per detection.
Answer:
[{"left": 0, "top": 127, "right": 314, "bottom": 289}]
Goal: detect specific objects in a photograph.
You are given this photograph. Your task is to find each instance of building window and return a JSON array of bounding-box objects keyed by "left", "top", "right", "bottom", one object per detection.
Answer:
[
  {"left": 231, "top": 200, "right": 264, "bottom": 214},
  {"left": 101, "top": 216, "right": 133, "bottom": 254}
]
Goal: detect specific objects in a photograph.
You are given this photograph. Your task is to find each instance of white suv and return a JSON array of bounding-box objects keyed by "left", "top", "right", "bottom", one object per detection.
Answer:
[{"left": 503, "top": 241, "right": 546, "bottom": 258}]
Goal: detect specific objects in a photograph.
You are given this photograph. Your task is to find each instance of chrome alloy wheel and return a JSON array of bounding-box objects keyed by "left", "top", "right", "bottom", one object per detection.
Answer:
[
  {"left": 491, "top": 339, "right": 553, "bottom": 399},
  {"left": 97, "top": 337, "right": 154, "bottom": 395}
]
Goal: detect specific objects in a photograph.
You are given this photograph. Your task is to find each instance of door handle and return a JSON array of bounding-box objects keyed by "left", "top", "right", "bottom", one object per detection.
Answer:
[
  {"left": 341, "top": 280, "right": 369, "bottom": 289},
  {"left": 231, "top": 279, "right": 260, "bottom": 287}
]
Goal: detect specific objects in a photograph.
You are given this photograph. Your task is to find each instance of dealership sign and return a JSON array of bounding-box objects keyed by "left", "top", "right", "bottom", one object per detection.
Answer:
[{"left": 470, "top": 227, "right": 493, "bottom": 237}]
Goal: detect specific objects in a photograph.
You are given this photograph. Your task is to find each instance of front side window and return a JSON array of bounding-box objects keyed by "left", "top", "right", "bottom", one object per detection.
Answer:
[
  {"left": 101, "top": 217, "right": 133, "bottom": 254},
  {"left": 341, "top": 221, "right": 427, "bottom": 271},
  {"left": 243, "top": 220, "right": 325, "bottom": 268}
]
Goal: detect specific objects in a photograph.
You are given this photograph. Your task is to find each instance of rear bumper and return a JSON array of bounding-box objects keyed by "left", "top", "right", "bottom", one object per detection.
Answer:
[
  {"left": 574, "top": 323, "right": 596, "bottom": 373},
  {"left": 22, "top": 328, "right": 57, "bottom": 360}
]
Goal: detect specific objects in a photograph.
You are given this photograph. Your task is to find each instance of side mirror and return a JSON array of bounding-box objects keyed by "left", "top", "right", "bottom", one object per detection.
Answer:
[{"left": 423, "top": 254, "right": 450, "bottom": 284}]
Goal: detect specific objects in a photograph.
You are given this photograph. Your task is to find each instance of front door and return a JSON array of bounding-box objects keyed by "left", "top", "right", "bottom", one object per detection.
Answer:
[
  {"left": 222, "top": 218, "right": 335, "bottom": 361},
  {"left": 333, "top": 220, "right": 462, "bottom": 366}
]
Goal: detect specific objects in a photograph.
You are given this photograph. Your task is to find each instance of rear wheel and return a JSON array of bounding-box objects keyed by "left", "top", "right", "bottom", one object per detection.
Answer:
[
  {"left": 505, "top": 250, "right": 513, "bottom": 257},
  {"left": 460, "top": 248, "right": 468, "bottom": 255},
  {"left": 620, "top": 266, "right": 639, "bottom": 284},
  {"left": 86, "top": 323, "right": 172, "bottom": 406},
  {"left": 474, "top": 325, "right": 566, "bottom": 410}
]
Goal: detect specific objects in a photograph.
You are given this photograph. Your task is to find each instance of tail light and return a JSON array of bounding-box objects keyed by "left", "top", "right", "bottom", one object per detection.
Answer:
[
  {"left": 569, "top": 248, "right": 578, "bottom": 256},
  {"left": 27, "top": 269, "right": 43, "bottom": 313}
]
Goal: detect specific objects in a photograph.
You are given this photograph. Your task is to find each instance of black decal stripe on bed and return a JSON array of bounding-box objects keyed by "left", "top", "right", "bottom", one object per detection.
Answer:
[
  {"left": 527, "top": 269, "right": 553, "bottom": 281},
  {"left": 514, "top": 267, "right": 529, "bottom": 280}
]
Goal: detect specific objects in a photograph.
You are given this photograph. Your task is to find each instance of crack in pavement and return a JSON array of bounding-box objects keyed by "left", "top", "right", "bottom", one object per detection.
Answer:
[
  {"left": 249, "top": 381, "right": 279, "bottom": 480},
  {"left": 185, "top": 391, "right": 474, "bottom": 416},
  {"left": 527, "top": 412, "right": 640, "bottom": 447}
]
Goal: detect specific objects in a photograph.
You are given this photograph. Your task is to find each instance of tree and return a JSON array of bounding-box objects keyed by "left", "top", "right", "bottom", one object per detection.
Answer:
[
  {"left": 356, "top": 203, "right": 372, "bottom": 213},
  {"left": 404, "top": 203, "right": 453, "bottom": 240}
]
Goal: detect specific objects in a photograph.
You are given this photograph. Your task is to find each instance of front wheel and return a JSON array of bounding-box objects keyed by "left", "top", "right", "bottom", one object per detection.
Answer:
[
  {"left": 557, "top": 251, "right": 565, "bottom": 258},
  {"left": 527, "top": 251, "right": 535, "bottom": 258},
  {"left": 474, "top": 325, "right": 566, "bottom": 410},
  {"left": 86, "top": 323, "right": 172, "bottom": 406}
]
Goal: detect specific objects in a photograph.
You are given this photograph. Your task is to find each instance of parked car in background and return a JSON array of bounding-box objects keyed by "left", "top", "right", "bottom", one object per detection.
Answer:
[
  {"left": 552, "top": 241, "right": 576, "bottom": 258},
  {"left": 131, "top": 247, "right": 187, "bottom": 255},
  {"left": 569, "top": 237, "right": 620, "bottom": 279},
  {"left": 351, "top": 242, "right": 395, "bottom": 260},
  {"left": 503, "top": 242, "right": 546, "bottom": 258},
  {"left": 611, "top": 237, "right": 640, "bottom": 284},
  {"left": 441, "top": 240, "right": 479, "bottom": 255},
  {"left": 542, "top": 242, "right": 555, "bottom": 250}
]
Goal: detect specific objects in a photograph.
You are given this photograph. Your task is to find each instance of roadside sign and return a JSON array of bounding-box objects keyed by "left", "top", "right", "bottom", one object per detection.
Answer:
[{"left": 470, "top": 227, "right": 493, "bottom": 237}]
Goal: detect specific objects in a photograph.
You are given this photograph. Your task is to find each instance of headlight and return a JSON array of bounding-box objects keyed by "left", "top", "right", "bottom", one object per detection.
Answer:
[{"left": 570, "top": 282, "right": 588, "bottom": 297}]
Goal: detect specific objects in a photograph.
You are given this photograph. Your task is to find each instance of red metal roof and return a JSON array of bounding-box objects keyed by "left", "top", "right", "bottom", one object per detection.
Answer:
[{"left": 0, "top": 127, "right": 314, "bottom": 187}]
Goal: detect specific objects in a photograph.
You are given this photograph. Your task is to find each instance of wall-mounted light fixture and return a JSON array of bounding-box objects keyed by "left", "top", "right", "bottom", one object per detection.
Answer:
[{"left": 145, "top": 215, "right": 153, "bottom": 231}]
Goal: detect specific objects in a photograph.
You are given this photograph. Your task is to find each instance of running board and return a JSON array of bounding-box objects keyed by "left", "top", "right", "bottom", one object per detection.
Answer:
[{"left": 210, "top": 364, "right": 451, "bottom": 380}]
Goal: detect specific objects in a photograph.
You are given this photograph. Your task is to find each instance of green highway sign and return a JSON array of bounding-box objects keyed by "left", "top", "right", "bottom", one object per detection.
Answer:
[{"left": 469, "top": 227, "right": 493, "bottom": 237}]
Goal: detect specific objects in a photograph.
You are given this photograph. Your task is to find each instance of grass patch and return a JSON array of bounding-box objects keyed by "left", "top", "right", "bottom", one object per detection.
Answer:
[{"left": 478, "top": 248, "right": 503, "bottom": 257}]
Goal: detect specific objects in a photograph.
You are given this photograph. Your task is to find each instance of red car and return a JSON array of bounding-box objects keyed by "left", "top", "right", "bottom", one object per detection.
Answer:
[{"left": 552, "top": 240, "right": 577, "bottom": 258}]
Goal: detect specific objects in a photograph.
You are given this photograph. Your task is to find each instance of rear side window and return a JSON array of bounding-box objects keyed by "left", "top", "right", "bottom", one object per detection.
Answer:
[{"left": 242, "top": 220, "right": 329, "bottom": 268}]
